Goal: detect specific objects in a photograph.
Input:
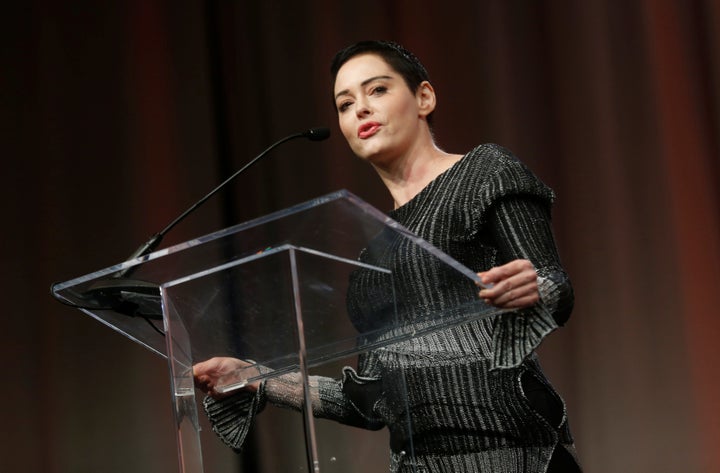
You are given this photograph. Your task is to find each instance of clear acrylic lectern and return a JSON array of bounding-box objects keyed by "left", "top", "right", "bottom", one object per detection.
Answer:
[{"left": 51, "top": 190, "right": 498, "bottom": 473}]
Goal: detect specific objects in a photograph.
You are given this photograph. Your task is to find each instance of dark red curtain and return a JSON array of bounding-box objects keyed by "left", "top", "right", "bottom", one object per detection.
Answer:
[{"left": 3, "top": 1, "right": 718, "bottom": 472}]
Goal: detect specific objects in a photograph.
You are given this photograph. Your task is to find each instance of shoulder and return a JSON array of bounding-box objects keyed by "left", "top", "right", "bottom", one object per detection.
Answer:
[
  {"left": 459, "top": 143, "right": 555, "bottom": 204},
  {"left": 463, "top": 143, "right": 528, "bottom": 173}
]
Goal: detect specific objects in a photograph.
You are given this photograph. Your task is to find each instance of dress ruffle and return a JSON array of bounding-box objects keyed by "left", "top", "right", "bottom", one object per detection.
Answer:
[
  {"left": 491, "top": 304, "right": 558, "bottom": 369},
  {"left": 202, "top": 382, "right": 267, "bottom": 453}
]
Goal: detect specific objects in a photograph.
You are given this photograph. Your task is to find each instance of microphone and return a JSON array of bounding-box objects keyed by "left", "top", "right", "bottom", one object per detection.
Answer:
[
  {"left": 303, "top": 127, "right": 330, "bottom": 141},
  {"left": 125, "top": 126, "right": 331, "bottom": 264},
  {"left": 66, "top": 127, "right": 330, "bottom": 320}
]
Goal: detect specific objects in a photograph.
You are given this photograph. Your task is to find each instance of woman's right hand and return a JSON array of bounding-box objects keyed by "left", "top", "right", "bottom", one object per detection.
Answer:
[{"left": 193, "top": 357, "right": 262, "bottom": 399}]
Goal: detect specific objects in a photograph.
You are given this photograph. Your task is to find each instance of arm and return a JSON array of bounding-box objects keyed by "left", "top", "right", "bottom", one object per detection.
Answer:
[
  {"left": 194, "top": 357, "right": 385, "bottom": 453},
  {"left": 476, "top": 195, "right": 574, "bottom": 369},
  {"left": 478, "top": 195, "right": 574, "bottom": 325}
]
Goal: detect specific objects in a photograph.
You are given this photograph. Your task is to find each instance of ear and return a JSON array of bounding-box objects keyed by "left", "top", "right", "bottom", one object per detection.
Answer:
[{"left": 416, "top": 81, "right": 436, "bottom": 118}]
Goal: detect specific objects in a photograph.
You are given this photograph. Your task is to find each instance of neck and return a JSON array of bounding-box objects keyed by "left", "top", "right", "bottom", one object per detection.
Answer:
[{"left": 372, "top": 141, "right": 463, "bottom": 209}]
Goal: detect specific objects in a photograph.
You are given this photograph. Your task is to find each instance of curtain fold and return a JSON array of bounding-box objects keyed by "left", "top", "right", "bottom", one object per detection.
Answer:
[{"left": 3, "top": 1, "right": 718, "bottom": 472}]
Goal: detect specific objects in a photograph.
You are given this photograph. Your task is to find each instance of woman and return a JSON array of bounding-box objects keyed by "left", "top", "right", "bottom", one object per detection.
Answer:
[{"left": 194, "top": 40, "right": 581, "bottom": 472}]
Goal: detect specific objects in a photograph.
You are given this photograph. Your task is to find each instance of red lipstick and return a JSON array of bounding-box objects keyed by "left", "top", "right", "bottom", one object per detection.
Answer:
[{"left": 358, "top": 122, "right": 381, "bottom": 139}]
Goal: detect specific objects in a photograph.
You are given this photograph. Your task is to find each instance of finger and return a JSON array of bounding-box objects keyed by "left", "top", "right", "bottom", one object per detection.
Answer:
[
  {"left": 479, "top": 259, "right": 534, "bottom": 285},
  {"left": 192, "top": 359, "right": 218, "bottom": 376},
  {"left": 479, "top": 276, "right": 539, "bottom": 307},
  {"left": 194, "top": 380, "right": 213, "bottom": 394},
  {"left": 490, "top": 282, "right": 540, "bottom": 308},
  {"left": 495, "top": 293, "right": 540, "bottom": 309},
  {"left": 479, "top": 269, "right": 537, "bottom": 299}
]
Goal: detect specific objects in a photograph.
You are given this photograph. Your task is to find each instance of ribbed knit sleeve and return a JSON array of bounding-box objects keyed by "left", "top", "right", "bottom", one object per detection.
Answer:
[{"left": 482, "top": 165, "right": 574, "bottom": 369}]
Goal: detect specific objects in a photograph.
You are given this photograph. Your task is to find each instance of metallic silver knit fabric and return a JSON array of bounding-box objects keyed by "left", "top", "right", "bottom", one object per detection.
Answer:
[{"left": 204, "top": 144, "right": 579, "bottom": 472}]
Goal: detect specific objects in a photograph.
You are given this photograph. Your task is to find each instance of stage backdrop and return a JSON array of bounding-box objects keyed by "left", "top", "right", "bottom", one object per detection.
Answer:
[{"left": 2, "top": 1, "right": 719, "bottom": 472}]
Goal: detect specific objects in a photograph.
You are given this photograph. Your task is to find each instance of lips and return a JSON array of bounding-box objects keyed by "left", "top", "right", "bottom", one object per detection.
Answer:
[{"left": 358, "top": 122, "right": 381, "bottom": 139}]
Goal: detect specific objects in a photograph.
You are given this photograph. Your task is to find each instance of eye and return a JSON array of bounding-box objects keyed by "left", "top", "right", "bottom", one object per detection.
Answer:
[
  {"left": 371, "top": 85, "right": 388, "bottom": 95},
  {"left": 337, "top": 100, "right": 353, "bottom": 113}
]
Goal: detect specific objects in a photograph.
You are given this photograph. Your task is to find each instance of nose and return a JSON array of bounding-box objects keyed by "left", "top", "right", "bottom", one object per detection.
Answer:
[{"left": 355, "top": 96, "right": 371, "bottom": 117}]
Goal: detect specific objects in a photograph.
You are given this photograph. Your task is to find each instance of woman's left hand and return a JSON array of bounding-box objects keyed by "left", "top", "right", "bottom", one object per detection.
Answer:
[{"left": 477, "top": 259, "right": 539, "bottom": 309}]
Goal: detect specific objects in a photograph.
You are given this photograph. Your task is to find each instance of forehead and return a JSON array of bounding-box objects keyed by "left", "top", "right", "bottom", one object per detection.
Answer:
[{"left": 333, "top": 53, "right": 396, "bottom": 93}]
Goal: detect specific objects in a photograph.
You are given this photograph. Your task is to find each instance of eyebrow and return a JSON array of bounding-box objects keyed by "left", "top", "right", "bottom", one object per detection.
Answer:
[{"left": 334, "top": 75, "right": 394, "bottom": 101}]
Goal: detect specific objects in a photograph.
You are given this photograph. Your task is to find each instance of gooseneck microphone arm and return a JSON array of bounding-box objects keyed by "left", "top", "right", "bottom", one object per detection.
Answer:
[
  {"left": 52, "top": 127, "right": 330, "bottom": 320},
  {"left": 122, "top": 127, "right": 331, "bottom": 263}
]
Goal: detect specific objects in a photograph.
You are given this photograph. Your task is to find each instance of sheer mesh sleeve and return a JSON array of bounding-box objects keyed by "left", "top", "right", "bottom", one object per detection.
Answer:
[
  {"left": 203, "top": 364, "right": 386, "bottom": 452},
  {"left": 263, "top": 368, "right": 384, "bottom": 430}
]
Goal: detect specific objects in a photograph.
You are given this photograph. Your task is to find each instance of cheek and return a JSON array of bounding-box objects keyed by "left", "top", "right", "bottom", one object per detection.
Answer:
[
  {"left": 338, "top": 114, "right": 355, "bottom": 141},
  {"left": 395, "top": 100, "right": 417, "bottom": 124}
]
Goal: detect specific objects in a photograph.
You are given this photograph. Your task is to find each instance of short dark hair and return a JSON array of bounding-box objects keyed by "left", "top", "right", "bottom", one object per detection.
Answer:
[{"left": 330, "top": 40, "right": 434, "bottom": 126}]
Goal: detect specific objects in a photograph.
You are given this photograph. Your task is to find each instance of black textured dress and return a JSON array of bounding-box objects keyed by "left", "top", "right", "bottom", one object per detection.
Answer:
[{"left": 204, "top": 144, "right": 580, "bottom": 472}]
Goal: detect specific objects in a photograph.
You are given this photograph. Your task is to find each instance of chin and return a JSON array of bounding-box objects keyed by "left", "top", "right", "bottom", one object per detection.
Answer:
[
  {"left": 355, "top": 150, "right": 383, "bottom": 164},
  {"left": 353, "top": 141, "right": 388, "bottom": 161}
]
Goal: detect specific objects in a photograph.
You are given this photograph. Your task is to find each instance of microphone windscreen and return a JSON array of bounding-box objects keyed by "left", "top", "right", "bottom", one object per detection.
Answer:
[{"left": 305, "top": 127, "right": 330, "bottom": 141}]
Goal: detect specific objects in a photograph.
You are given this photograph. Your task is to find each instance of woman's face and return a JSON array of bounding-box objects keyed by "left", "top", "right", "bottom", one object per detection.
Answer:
[{"left": 333, "top": 53, "right": 427, "bottom": 164}]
